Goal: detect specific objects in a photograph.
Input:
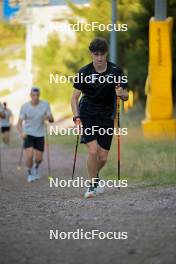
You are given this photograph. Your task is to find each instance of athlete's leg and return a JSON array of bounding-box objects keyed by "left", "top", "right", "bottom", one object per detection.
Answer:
[
  {"left": 23, "top": 136, "right": 35, "bottom": 182},
  {"left": 86, "top": 140, "right": 99, "bottom": 181},
  {"left": 32, "top": 149, "right": 43, "bottom": 179},
  {"left": 83, "top": 140, "right": 99, "bottom": 198},
  {"left": 25, "top": 147, "right": 34, "bottom": 170},
  {"left": 33, "top": 136, "right": 44, "bottom": 169},
  {"left": 34, "top": 149, "right": 43, "bottom": 168},
  {"left": 97, "top": 144, "right": 109, "bottom": 172}
]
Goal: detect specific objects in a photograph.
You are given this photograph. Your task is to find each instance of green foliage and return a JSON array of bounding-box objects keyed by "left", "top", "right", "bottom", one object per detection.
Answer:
[
  {"left": 66, "top": 0, "right": 111, "bottom": 71},
  {"left": 67, "top": 0, "right": 176, "bottom": 99},
  {"left": 0, "top": 21, "right": 25, "bottom": 48},
  {"left": 0, "top": 60, "right": 17, "bottom": 77},
  {"left": 67, "top": 0, "right": 146, "bottom": 97},
  {"left": 50, "top": 127, "right": 176, "bottom": 186},
  {"left": 34, "top": 34, "right": 73, "bottom": 104},
  {"left": 34, "top": 0, "right": 176, "bottom": 103}
]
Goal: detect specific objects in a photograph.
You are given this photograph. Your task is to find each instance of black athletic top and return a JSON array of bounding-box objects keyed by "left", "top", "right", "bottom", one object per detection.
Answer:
[{"left": 73, "top": 61, "right": 128, "bottom": 120}]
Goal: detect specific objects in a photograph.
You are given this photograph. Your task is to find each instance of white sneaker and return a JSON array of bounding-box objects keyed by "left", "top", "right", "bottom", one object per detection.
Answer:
[
  {"left": 84, "top": 186, "right": 96, "bottom": 199},
  {"left": 27, "top": 169, "right": 36, "bottom": 182},
  {"left": 33, "top": 167, "right": 40, "bottom": 180},
  {"left": 27, "top": 174, "right": 33, "bottom": 183},
  {"left": 95, "top": 179, "right": 105, "bottom": 194}
]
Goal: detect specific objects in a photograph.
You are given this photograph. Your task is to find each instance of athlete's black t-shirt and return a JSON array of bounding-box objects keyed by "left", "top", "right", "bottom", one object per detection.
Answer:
[{"left": 73, "top": 61, "right": 128, "bottom": 120}]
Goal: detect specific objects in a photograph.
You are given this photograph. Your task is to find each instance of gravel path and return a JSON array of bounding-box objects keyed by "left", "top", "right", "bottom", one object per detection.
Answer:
[{"left": 0, "top": 145, "right": 176, "bottom": 264}]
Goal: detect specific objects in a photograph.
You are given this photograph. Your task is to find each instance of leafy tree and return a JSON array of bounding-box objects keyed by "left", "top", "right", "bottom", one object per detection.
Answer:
[
  {"left": 34, "top": 35, "right": 73, "bottom": 104},
  {"left": 0, "top": 21, "right": 25, "bottom": 48},
  {"left": 34, "top": 0, "right": 176, "bottom": 103},
  {"left": 68, "top": 0, "right": 176, "bottom": 100}
]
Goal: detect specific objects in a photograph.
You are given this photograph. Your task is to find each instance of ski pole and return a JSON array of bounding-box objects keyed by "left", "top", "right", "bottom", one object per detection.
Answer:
[
  {"left": 71, "top": 119, "right": 80, "bottom": 180},
  {"left": 72, "top": 134, "right": 79, "bottom": 180},
  {"left": 45, "top": 126, "right": 51, "bottom": 178},
  {"left": 0, "top": 140, "right": 3, "bottom": 180},
  {"left": 116, "top": 95, "right": 121, "bottom": 188}
]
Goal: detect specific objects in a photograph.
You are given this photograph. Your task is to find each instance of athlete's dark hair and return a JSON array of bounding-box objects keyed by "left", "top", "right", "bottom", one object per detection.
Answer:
[
  {"left": 89, "top": 37, "right": 108, "bottom": 53},
  {"left": 3, "top": 102, "right": 7, "bottom": 107},
  {"left": 31, "top": 87, "right": 40, "bottom": 93}
]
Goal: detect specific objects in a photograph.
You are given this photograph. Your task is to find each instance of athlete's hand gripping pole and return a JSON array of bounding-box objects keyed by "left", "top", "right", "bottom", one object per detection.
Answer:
[{"left": 45, "top": 125, "right": 51, "bottom": 178}]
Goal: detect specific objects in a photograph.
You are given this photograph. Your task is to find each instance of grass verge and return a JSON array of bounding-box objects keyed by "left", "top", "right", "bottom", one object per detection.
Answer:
[{"left": 49, "top": 126, "right": 176, "bottom": 187}]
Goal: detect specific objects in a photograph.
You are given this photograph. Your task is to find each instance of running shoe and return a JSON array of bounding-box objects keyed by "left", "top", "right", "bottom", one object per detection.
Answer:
[
  {"left": 32, "top": 167, "right": 40, "bottom": 180},
  {"left": 94, "top": 174, "right": 105, "bottom": 194},
  {"left": 27, "top": 172, "right": 34, "bottom": 183},
  {"left": 95, "top": 179, "right": 105, "bottom": 194},
  {"left": 84, "top": 186, "right": 96, "bottom": 199}
]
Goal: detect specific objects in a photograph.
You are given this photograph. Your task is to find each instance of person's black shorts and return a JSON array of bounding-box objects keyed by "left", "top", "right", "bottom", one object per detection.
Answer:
[
  {"left": 80, "top": 118, "right": 114, "bottom": 151},
  {"left": 23, "top": 135, "right": 45, "bottom": 152},
  {"left": 1, "top": 126, "right": 11, "bottom": 133}
]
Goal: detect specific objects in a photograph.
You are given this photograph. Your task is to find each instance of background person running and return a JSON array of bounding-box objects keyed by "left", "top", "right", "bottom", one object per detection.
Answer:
[
  {"left": 0, "top": 102, "right": 13, "bottom": 145},
  {"left": 0, "top": 103, "right": 5, "bottom": 119},
  {"left": 17, "top": 87, "right": 54, "bottom": 183},
  {"left": 71, "top": 37, "right": 128, "bottom": 198}
]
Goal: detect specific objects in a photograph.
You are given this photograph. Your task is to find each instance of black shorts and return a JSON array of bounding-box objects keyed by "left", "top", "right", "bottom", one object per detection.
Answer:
[
  {"left": 80, "top": 118, "right": 114, "bottom": 151},
  {"left": 24, "top": 135, "right": 45, "bottom": 152},
  {"left": 1, "top": 126, "right": 11, "bottom": 133}
]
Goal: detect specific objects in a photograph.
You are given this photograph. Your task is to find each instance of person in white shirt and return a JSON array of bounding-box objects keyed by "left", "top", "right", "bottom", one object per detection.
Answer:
[
  {"left": 17, "top": 87, "right": 54, "bottom": 182},
  {"left": 0, "top": 102, "right": 13, "bottom": 145},
  {"left": 0, "top": 103, "right": 5, "bottom": 119}
]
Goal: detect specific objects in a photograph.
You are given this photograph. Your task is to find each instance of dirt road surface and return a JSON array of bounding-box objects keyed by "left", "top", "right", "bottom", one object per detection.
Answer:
[{"left": 0, "top": 145, "right": 176, "bottom": 264}]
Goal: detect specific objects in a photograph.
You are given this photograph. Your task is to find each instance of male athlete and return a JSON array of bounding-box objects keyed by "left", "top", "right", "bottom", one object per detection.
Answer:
[
  {"left": 17, "top": 87, "right": 54, "bottom": 182},
  {"left": 71, "top": 37, "right": 128, "bottom": 198},
  {"left": 0, "top": 102, "right": 13, "bottom": 145}
]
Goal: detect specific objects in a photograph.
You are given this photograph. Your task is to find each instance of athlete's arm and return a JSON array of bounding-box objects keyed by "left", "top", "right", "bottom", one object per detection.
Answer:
[
  {"left": 48, "top": 115, "right": 54, "bottom": 123},
  {"left": 71, "top": 89, "right": 81, "bottom": 117},
  {"left": 44, "top": 103, "right": 54, "bottom": 123},
  {"left": 17, "top": 105, "right": 27, "bottom": 139},
  {"left": 44, "top": 114, "right": 54, "bottom": 123},
  {"left": 17, "top": 118, "right": 26, "bottom": 139}
]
